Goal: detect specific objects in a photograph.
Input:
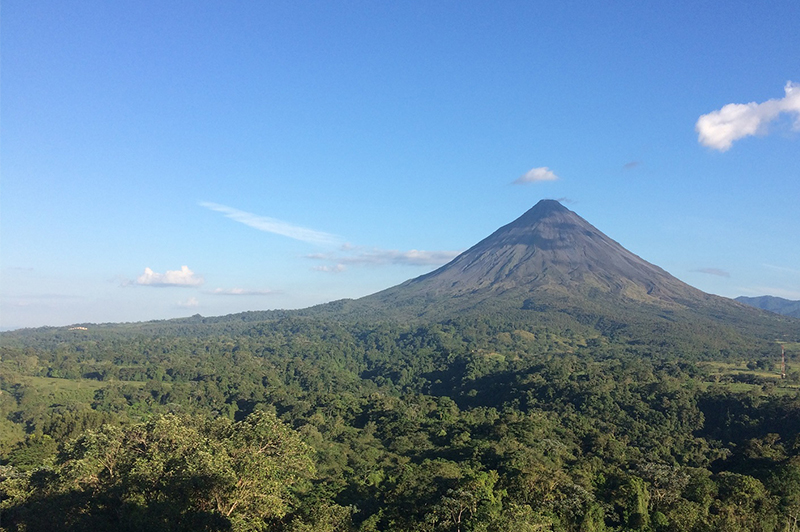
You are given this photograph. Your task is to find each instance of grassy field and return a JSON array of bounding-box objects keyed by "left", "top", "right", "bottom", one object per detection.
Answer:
[
  {"left": 696, "top": 358, "right": 800, "bottom": 395},
  {"left": 12, "top": 375, "right": 145, "bottom": 404},
  {"left": 700, "top": 361, "right": 782, "bottom": 379}
]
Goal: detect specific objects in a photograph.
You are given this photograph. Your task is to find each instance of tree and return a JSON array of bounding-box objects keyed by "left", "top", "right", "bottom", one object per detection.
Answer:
[
  {"left": 620, "top": 476, "right": 650, "bottom": 530},
  {"left": 425, "top": 469, "right": 502, "bottom": 532},
  {"left": 0, "top": 411, "right": 315, "bottom": 532}
]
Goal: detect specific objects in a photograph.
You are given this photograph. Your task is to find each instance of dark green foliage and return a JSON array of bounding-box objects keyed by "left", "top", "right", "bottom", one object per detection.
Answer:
[{"left": 1, "top": 310, "right": 799, "bottom": 531}]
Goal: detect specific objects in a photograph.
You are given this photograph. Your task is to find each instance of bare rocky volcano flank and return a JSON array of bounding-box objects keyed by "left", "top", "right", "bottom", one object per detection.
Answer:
[
  {"left": 367, "top": 199, "right": 703, "bottom": 308},
  {"left": 325, "top": 199, "right": 793, "bottom": 347}
]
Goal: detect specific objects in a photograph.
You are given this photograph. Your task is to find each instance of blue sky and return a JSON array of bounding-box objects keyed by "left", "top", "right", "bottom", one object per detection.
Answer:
[{"left": 2, "top": 1, "right": 799, "bottom": 329}]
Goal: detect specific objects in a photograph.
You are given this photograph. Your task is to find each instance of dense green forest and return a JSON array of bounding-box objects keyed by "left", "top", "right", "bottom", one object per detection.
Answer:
[{"left": 1, "top": 313, "right": 800, "bottom": 531}]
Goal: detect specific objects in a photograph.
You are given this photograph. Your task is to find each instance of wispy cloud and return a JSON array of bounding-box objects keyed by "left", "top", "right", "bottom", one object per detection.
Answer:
[
  {"left": 513, "top": 167, "right": 559, "bottom": 184},
  {"left": 178, "top": 297, "right": 199, "bottom": 308},
  {"left": 308, "top": 246, "right": 460, "bottom": 270},
  {"left": 623, "top": 161, "right": 641, "bottom": 171},
  {"left": 763, "top": 263, "right": 800, "bottom": 275},
  {"left": 201, "top": 202, "right": 458, "bottom": 274},
  {"left": 313, "top": 264, "right": 346, "bottom": 273},
  {"left": 207, "top": 288, "right": 277, "bottom": 296},
  {"left": 136, "top": 266, "right": 204, "bottom": 287},
  {"left": 0, "top": 292, "right": 81, "bottom": 300},
  {"left": 696, "top": 81, "right": 800, "bottom": 151},
  {"left": 345, "top": 249, "right": 460, "bottom": 266},
  {"left": 692, "top": 267, "right": 730, "bottom": 277},
  {"left": 200, "top": 202, "right": 341, "bottom": 246}
]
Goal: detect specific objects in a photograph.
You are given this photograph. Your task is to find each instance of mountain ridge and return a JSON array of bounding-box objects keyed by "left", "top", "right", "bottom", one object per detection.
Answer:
[{"left": 736, "top": 295, "right": 800, "bottom": 318}]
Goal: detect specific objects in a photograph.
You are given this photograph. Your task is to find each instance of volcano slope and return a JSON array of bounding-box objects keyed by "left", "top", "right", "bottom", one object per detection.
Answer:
[{"left": 312, "top": 200, "right": 797, "bottom": 357}]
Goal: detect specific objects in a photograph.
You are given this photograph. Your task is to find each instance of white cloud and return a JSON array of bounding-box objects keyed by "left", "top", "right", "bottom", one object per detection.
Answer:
[
  {"left": 207, "top": 288, "right": 276, "bottom": 296},
  {"left": 136, "top": 266, "right": 204, "bottom": 287},
  {"left": 200, "top": 202, "right": 340, "bottom": 246},
  {"left": 178, "top": 297, "right": 199, "bottom": 308},
  {"left": 513, "top": 167, "right": 560, "bottom": 184},
  {"left": 696, "top": 81, "right": 800, "bottom": 151},
  {"left": 313, "top": 264, "right": 346, "bottom": 273},
  {"left": 308, "top": 246, "right": 460, "bottom": 269}
]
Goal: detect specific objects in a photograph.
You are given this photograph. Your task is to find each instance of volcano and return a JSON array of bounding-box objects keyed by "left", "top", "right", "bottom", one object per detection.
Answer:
[
  {"left": 363, "top": 200, "right": 706, "bottom": 310},
  {"left": 341, "top": 200, "right": 794, "bottom": 345}
]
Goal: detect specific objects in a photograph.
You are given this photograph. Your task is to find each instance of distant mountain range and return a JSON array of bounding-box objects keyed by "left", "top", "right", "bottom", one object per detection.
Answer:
[{"left": 736, "top": 295, "right": 800, "bottom": 318}]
